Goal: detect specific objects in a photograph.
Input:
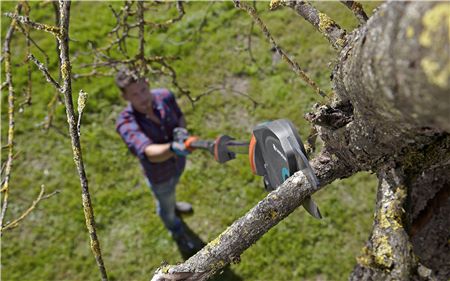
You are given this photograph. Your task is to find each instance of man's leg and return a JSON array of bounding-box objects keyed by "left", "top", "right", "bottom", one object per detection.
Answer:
[
  {"left": 148, "top": 176, "right": 182, "bottom": 235},
  {"left": 148, "top": 176, "right": 198, "bottom": 253}
]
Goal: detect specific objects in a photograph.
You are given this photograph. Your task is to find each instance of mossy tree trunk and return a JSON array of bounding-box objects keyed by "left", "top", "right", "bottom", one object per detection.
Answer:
[
  {"left": 311, "top": 2, "right": 449, "bottom": 280},
  {"left": 152, "top": 2, "right": 449, "bottom": 280}
]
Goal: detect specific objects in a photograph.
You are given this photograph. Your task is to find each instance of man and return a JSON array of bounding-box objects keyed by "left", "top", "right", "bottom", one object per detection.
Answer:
[{"left": 115, "top": 68, "right": 196, "bottom": 251}]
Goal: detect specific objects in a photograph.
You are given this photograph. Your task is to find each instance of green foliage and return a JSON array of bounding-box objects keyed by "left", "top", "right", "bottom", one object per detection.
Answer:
[{"left": 1, "top": 2, "right": 380, "bottom": 280}]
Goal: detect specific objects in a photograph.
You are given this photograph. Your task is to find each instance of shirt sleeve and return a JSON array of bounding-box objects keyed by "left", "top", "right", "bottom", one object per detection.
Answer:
[
  {"left": 167, "top": 90, "right": 183, "bottom": 120},
  {"left": 116, "top": 110, "right": 152, "bottom": 160}
]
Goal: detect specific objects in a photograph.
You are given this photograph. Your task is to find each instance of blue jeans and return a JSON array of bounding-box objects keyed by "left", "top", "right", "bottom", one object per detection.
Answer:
[{"left": 147, "top": 175, "right": 182, "bottom": 235}]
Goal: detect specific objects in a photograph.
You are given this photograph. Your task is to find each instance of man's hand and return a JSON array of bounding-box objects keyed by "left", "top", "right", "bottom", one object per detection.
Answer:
[
  {"left": 173, "top": 127, "right": 189, "bottom": 143},
  {"left": 170, "top": 141, "right": 190, "bottom": 156},
  {"left": 171, "top": 127, "right": 198, "bottom": 156}
]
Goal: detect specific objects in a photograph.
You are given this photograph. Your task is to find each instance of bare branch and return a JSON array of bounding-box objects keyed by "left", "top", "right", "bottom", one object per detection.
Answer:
[
  {"left": 194, "top": 82, "right": 260, "bottom": 109},
  {"left": 245, "top": 1, "right": 267, "bottom": 75},
  {"left": 164, "top": 1, "right": 214, "bottom": 46},
  {"left": 2, "top": 185, "right": 60, "bottom": 231},
  {"left": 157, "top": 60, "right": 195, "bottom": 105},
  {"left": 14, "top": 22, "right": 51, "bottom": 66},
  {"left": 53, "top": 2, "right": 109, "bottom": 280},
  {"left": 340, "top": 1, "right": 368, "bottom": 25},
  {"left": 234, "top": 0, "right": 327, "bottom": 97},
  {"left": 151, "top": 151, "right": 354, "bottom": 280},
  {"left": 137, "top": 0, "right": 145, "bottom": 65},
  {"left": 0, "top": 2, "right": 22, "bottom": 234},
  {"left": 43, "top": 91, "right": 61, "bottom": 132},
  {"left": 28, "top": 54, "right": 61, "bottom": 91},
  {"left": 72, "top": 69, "right": 115, "bottom": 79},
  {"left": 150, "top": 1, "right": 185, "bottom": 27},
  {"left": 272, "top": 0, "right": 347, "bottom": 50},
  {"left": 23, "top": 1, "right": 32, "bottom": 106},
  {"left": 3, "top": 12, "right": 60, "bottom": 36}
]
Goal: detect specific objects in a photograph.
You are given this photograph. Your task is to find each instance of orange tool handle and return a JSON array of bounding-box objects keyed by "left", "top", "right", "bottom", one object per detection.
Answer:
[{"left": 184, "top": 136, "right": 199, "bottom": 152}]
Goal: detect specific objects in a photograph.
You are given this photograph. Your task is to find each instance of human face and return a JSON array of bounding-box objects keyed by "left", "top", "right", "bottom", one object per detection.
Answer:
[{"left": 122, "top": 80, "right": 152, "bottom": 114}]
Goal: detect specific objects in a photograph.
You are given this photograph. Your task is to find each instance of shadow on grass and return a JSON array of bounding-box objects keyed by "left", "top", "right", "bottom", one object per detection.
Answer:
[{"left": 177, "top": 219, "right": 243, "bottom": 281}]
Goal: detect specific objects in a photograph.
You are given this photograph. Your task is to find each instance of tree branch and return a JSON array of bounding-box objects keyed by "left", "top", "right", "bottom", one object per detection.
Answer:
[
  {"left": 272, "top": 0, "right": 347, "bottom": 50},
  {"left": 0, "top": 2, "right": 22, "bottom": 234},
  {"left": 28, "top": 54, "right": 61, "bottom": 91},
  {"left": 340, "top": 1, "right": 368, "bottom": 25},
  {"left": 3, "top": 12, "right": 60, "bottom": 36},
  {"left": 2, "top": 185, "right": 60, "bottom": 231},
  {"left": 151, "top": 151, "right": 355, "bottom": 281},
  {"left": 234, "top": 0, "right": 327, "bottom": 97},
  {"left": 350, "top": 167, "right": 418, "bottom": 280},
  {"left": 143, "top": 1, "right": 185, "bottom": 29},
  {"left": 56, "top": 2, "right": 108, "bottom": 280},
  {"left": 23, "top": 1, "right": 32, "bottom": 106},
  {"left": 137, "top": 1, "right": 145, "bottom": 66},
  {"left": 14, "top": 22, "right": 51, "bottom": 66}
]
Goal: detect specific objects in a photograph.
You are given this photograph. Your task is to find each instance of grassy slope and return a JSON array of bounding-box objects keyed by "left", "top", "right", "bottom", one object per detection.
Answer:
[{"left": 1, "top": 2, "right": 380, "bottom": 280}]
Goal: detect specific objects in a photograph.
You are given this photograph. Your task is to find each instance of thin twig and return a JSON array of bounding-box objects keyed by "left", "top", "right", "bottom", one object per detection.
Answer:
[
  {"left": 43, "top": 91, "right": 61, "bottom": 132},
  {"left": 234, "top": 0, "right": 326, "bottom": 97},
  {"left": 273, "top": 0, "right": 347, "bottom": 50},
  {"left": 79, "top": 1, "right": 189, "bottom": 103},
  {"left": 14, "top": 22, "right": 51, "bottom": 66},
  {"left": 2, "top": 186, "right": 60, "bottom": 231},
  {"left": 194, "top": 83, "right": 260, "bottom": 109},
  {"left": 0, "top": 2, "right": 22, "bottom": 234},
  {"left": 157, "top": 60, "right": 194, "bottom": 105},
  {"left": 28, "top": 54, "right": 61, "bottom": 91},
  {"left": 143, "top": 1, "right": 185, "bottom": 29},
  {"left": 340, "top": 1, "right": 368, "bottom": 25},
  {"left": 3, "top": 12, "right": 60, "bottom": 36},
  {"left": 137, "top": 0, "right": 145, "bottom": 64},
  {"left": 164, "top": 1, "right": 214, "bottom": 46},
  {"left": 72, "top": 70, "right": 115, "bottom": 79},
  {"left": 246, "top": 1, "right": 267, "bottom": 75},
  {"left": 24, "top": 1, "right": 32, "bottom": 106}
]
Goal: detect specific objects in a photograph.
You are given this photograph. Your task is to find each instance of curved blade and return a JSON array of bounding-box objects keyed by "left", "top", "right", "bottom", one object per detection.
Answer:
[
  {"left": 302, "top": 196, "right": 322, "bottom": 219},
  {"left": 287, "top": 135, "right": 322, "bottom": 219}
]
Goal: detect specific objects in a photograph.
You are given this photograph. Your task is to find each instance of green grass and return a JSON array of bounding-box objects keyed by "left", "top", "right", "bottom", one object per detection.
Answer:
[{"left": 1, "top": 2, "right": 380, "bottom": 280}]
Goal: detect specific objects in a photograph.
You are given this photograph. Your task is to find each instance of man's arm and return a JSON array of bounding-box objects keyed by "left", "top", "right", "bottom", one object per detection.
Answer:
[
  {"left": 144, "top": 112, "right": 188, "bottom": 163},
  {"left": 144, "top": 143, "right": 175, "bottom": 163}
]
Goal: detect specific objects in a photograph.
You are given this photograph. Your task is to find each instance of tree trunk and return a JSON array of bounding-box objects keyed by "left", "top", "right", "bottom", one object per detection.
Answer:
[
  {"left": 309, "top": 2, "right": 450, "bottom": 280},
  {"left": 151, "top": 2, "right": 450, "bottom": 280}
]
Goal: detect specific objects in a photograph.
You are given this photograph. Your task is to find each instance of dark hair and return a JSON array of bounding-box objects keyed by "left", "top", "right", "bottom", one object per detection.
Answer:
[{"left": 115, "top": 68, "right": 140, "bottom": 92}]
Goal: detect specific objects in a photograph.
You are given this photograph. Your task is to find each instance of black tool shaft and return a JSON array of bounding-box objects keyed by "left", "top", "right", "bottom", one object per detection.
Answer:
[
  {"left": 226, "top": 141, "right": 249, "bottom": 154},
  {"left": 190, "top": 140, "right": 215, "bottom": 154},
  {"left": 190, "top": 139, "right": 249, "bottom": 155}
]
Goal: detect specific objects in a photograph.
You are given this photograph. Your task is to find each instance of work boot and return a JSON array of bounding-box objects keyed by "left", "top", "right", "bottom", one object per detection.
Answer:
[
  {"left": 171, "top": 230, "right": 196, "bottom": 255},
  {"left": 175, "top": 201, "right": 193, "bottom": 214}
]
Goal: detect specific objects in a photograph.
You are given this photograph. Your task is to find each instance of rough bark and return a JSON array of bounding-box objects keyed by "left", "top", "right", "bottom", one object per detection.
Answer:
[
  {"left": 56, "top": 2, "right": 108, "bottom": 280},
  {"left": 313, "top": 2, "right": 450, "bottom": 280},
  {"left": 152, "top": 151, "right": 352, "bottom": 281},
  {"left": 151, "top": 2, "right": 449, "bottom": 280}
]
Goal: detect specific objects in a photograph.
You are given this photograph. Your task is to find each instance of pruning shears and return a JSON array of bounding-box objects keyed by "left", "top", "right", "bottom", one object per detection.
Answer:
[{"left": 186, "top": 119, "right": 322, "bottom": 219}]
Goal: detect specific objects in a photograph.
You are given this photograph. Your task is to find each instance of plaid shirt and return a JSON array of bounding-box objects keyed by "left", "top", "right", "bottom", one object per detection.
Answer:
[{"left": 116, "top": 88, "right": 186, "bottom": 184}]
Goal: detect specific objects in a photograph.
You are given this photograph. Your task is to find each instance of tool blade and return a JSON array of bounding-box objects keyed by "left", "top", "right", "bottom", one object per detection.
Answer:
[{"left": 302, "top": 196, "right": 322, "bottom": 219}]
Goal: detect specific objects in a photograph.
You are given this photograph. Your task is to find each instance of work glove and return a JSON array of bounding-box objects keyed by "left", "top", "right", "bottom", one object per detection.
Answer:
[
  {"left": 170, "top": 141, "right": 190, "bottom": 156},
  {"left": 173, "top": 127, "right": 189, "bottom": 143},
  {"left": 170, "top": 127, "right": 198, "bottom": 156}
]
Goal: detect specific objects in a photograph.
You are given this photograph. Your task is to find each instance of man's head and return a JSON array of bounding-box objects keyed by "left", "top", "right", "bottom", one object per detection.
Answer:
[{"left": 116, "top": 68, "right": 152, "bottom": 114}]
